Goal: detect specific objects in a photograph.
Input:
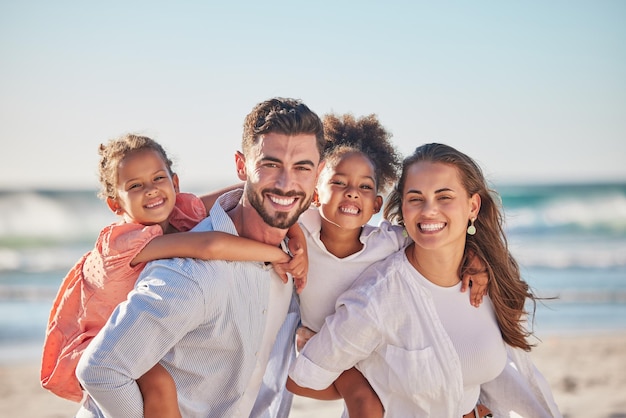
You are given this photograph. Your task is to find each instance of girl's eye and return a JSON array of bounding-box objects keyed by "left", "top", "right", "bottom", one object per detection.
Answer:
[
  {"left": 154, "top": 175, "right": 167, "bottom": 181},
  {"left": 360, "top": 185, "right": 374, "bottom": 190},
  {"left": 330, "top": 180, "right": 345, "bottom": 186},
  {"left": 128, "top": 183, "right": 141, "bottom": 190}
]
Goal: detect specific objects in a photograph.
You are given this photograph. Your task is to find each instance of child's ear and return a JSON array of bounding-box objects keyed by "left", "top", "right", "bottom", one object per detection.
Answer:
[
  {"left": 235, "top": 151, "right": 247, "bottom": 180},
  {"left": 106, "top": 197, "right": 122, "bottom": 215},
  {"left": 172, "top": 173, "right": 180, "bottom": 193},
  {"left": 312, "top": 189, "right": 320, "bottom": 207},
  {"left": 373, "top": 195, "right": 383, "bottom": 214}
]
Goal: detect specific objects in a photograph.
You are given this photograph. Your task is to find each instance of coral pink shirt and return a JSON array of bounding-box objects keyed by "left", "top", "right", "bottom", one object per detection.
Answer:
[{"left": 40, "top": 193, "right": 206, "bottom": 402}]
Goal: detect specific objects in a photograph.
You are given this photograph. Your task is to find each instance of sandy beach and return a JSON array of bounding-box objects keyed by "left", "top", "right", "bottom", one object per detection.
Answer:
[{"left": 2, "top": 333, "right": 624, "bottom": 417}]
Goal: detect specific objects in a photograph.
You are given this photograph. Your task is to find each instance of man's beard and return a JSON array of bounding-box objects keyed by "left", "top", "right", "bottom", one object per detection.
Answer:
[{"left": 246, "top": 185, "right": 310, "bottom": 229}]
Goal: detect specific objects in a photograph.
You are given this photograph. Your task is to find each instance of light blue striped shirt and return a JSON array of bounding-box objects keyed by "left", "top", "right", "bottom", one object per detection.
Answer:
[{"left": 76, "top": 190, "right": 299, "bottom": 418}]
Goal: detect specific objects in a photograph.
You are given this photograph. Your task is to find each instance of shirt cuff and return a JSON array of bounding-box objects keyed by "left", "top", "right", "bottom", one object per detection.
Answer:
[{"left": 289, "top": 354, "right": 339, "bottom": 391}]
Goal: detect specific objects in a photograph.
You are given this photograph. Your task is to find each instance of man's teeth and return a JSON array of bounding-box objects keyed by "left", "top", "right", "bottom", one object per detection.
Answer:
[
  {"left": 270, "top": 196, "right": 295, "bottom": 206},
  {"left": 420, "top": 222, "right": 445, "bottom": 232}
]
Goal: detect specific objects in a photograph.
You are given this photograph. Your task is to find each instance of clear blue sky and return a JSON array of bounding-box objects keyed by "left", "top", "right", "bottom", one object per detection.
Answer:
[{"left": 1, "top": 1, "right": 625, "bottom": 190}]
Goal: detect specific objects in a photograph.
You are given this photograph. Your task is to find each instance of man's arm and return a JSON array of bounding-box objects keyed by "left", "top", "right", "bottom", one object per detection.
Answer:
[{"left": 76, "top": 260, "right": 208, "bottom": 418}]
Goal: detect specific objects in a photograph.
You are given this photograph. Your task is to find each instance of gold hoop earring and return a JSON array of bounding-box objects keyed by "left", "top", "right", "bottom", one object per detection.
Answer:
[{"left": 467, "top": 218, "right": 476, "bottom": 235}]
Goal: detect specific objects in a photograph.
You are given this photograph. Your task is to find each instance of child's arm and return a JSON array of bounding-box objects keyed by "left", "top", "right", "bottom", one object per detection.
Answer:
[
  {"left": 198, "top": 182, "right": 244, "bottom": 212},
  {"left": 136, "top": 363, "right": 182, "bottom": 418},
  {"left": 132, "top": 231, "right": 291, "bottom": 279},
  {"left": 273, "top": 223, "right": 308, "bottom": 293},
  {"left": 461, "top": 250, "right": 489, "bottom": 307}
]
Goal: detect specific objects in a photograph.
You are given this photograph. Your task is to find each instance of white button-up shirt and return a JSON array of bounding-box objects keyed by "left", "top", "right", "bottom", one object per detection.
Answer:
[{"left": 290, "top": 250, "right": 561, "bottom": 417}]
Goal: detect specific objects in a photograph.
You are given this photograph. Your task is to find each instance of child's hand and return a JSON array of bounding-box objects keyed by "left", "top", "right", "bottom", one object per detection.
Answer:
[
  {"left": 461, "top": 272, "right": 488, "bottom": 307},
  {"left": 269, "top": 247, "right": 291, "bottom": 284},
  {"left": 296, "top": 326, "right": 317, "bottom": 352},
  {"left": 461, "top": 250, "right": 489, "bottom": 307},
  {"left": 286, "top": 239, "right": 308, "bottom": 294}
]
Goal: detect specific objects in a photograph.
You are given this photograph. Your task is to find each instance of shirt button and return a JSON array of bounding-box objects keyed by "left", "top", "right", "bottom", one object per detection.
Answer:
[{"left": 262, "top": 309, "right": 267, "bottom": 314}]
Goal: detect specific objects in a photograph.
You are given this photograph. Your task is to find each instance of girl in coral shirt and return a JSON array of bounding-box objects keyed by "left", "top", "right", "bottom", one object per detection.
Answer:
[{"left": 41, "top": 134, "right": 306, "bottom": 418}]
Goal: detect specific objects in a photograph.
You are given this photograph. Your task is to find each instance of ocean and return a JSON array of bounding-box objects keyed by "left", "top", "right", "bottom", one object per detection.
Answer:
[{"left": 1, "top": 183, "right": 626, "bottom": 364}]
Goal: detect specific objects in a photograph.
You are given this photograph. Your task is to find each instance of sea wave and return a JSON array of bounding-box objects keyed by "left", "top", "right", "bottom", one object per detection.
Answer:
[
  {"left": 504, "top": 192, "right": 626, "bottom": 234},
  {"left": 0, "top": 190, "right": 115, "bottom": 245},
  {"left": 1, "top": 185, "right": 625, "bottom": 271}
]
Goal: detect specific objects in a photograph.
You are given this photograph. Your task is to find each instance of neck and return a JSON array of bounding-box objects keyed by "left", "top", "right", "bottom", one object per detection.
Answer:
[
  {"left": 319, "top": 220, "right": 364, "bottom": 259},
  {"left": 405, "top": 243, "right": 463, "bottom": 287},
  {"left": 228, "top": 203, "right": 287, "bottom": 247}
]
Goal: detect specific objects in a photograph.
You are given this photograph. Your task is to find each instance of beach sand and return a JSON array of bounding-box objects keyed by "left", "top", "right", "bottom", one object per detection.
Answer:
[{"left": 2, "top": 333, "right": 624, "bottom": 417}]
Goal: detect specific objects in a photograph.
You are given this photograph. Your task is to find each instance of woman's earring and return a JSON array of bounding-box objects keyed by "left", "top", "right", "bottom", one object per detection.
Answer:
[{"left": 467, "top": 218, "right": 476, "bottom": 235}]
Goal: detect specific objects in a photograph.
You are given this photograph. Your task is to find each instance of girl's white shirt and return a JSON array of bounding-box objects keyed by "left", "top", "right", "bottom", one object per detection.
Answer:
[{"left": 297, "top": 207, "right": 409, "bottom": 332}]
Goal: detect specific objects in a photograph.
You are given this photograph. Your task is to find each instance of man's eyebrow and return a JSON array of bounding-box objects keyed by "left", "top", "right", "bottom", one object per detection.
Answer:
[
  {"left": 259, "top": 156, "right": 316, "bottom": 167},
  {"left": 294, "top": 159, "right": 316, "bottom": 167}
]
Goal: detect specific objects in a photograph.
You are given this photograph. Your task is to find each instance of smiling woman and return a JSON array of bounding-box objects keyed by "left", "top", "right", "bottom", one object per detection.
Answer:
[{"left": 290, "top": 143, "right": 562, "bottom": 417}]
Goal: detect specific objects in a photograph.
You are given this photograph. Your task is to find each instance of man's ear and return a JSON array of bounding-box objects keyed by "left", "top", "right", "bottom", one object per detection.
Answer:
[
  {"left": 316, "top": 160, "right": 326, "bottom": 181},
  {"left": 373, "top": 195, "right": 383, "bottom": 214},
  {"left": 235, "top": 151, "right": 247, "bottom": 181},
  {"left": 106, "top": 197, "right": 121, "bottom": 214},
  {"left": 172, "top": 173, "right": 180, "bottom": 193}
]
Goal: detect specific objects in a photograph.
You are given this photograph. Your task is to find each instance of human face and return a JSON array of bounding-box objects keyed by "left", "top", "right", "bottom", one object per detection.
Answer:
[
  {"left": 237, "top": 132, "right": 322, "bottom": 229},
  {"left": 316, "top": 152, "right": 382, "bottom": 230},
  {"left": 401, "top": 161, "right": 480, "bottom": 252},
  {"left": 107, "top": 149, "right": 179, "bottom": 231}
]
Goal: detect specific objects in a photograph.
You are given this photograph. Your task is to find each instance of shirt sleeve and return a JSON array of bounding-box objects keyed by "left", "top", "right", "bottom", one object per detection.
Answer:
[
  {"left": 377, "top": 220, "right": 412, "bottom": 249},
  {"left": 76, "top": 259, "right": 214, "bottom": 418},
  {"left": 168, "top": 192, "right": 207, "bottom": 232},
  {"left": 289, "top": 280, "right": 382, "bottom": 390}
]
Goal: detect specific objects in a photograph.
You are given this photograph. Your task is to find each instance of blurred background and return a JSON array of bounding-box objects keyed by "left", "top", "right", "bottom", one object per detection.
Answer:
[{"left": 1, "top": 0, "right": 625, "bottom": 363}]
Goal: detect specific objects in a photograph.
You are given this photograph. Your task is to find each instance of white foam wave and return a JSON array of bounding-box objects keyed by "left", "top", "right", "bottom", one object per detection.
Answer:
[
  {"left": 0, "top": 246, "right": 89, "bottom": 272},
  {"left": 510, "top": 238, "right": 626, "bottom": 269},
  {"left": 0, "top": 191, "right": 115, "bottom": 242},
  {"left": 506, "top": 194, "right": 626, "bottom": 232}
]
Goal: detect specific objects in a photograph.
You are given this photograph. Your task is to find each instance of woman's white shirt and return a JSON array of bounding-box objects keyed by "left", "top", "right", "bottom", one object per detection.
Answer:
[{"left": 289, "top": 250, "right": 560, "bottom": 417}]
